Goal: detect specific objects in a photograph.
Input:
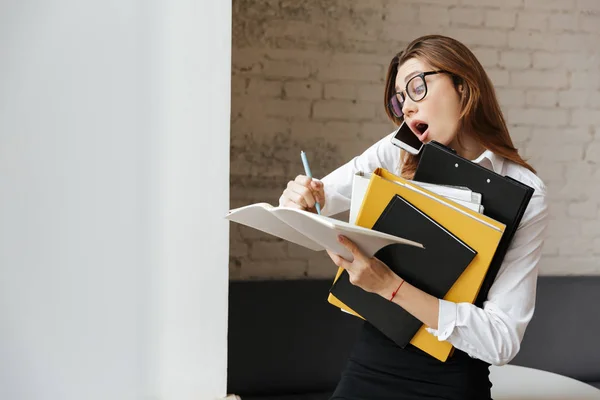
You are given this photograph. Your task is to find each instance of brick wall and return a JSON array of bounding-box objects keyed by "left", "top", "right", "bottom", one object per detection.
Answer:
[{"left": 230, "top": 0, "right": 600, "bottom": 280}]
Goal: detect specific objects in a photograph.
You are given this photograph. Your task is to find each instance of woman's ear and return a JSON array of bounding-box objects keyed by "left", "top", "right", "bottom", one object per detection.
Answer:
[{"left": 452, "top": 75, "right": 464, "bottom": 92}]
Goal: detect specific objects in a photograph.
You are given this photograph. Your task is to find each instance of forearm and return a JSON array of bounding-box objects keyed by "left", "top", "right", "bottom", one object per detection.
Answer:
[{"left": 380, "top": 277, "right": 440, "bottom": 330}]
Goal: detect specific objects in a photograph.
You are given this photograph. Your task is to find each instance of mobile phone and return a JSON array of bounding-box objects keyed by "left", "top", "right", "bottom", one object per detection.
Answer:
[{"left": 390, "top": 121, "right": 423, "bottom": 155}]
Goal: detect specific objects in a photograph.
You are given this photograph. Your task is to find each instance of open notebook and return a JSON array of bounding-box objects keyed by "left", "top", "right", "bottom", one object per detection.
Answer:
[{"left": 225, "top": 204, "right": 422, "bottom": 262}]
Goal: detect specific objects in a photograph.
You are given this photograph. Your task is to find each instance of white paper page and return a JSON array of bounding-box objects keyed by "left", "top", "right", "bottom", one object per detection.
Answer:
[
  {"left": 412, "top": 180, "right": 482, "bottom": 204},
  {"left": 349, "top": 172, "right": 371, "bottom": 225},
  {"left": 391, "top": 181, "right": 504, "bottom": 231},
  {"left": 271, "top": 208, "right": 423, "bottom": 262},
  {"left": 225, "top": 203, "right": 324, "bottom": 251},
  {"left": 451, "top": 198, "right": 483, "bottom": 213}
]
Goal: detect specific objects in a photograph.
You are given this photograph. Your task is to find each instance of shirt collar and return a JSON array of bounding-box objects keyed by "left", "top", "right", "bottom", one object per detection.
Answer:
[{"left": 470, "top": 149, "right": 505, "bottom": 174}]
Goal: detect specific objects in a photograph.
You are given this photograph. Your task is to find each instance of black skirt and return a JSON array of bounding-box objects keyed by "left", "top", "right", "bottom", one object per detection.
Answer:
[{"left": 330, "top": 322, "right": 492, "bottom": 400}]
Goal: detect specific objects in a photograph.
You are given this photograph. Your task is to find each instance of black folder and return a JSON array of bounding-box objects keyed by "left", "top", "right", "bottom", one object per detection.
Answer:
[
  {"left": 413, "top": 141, "right": 535, "bottom": 307},
  {"left": 329, "top": 194, "right": 477, "bottom": 348}
]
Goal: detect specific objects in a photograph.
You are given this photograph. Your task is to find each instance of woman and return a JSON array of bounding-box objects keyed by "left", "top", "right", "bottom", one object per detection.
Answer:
[{"left": 279, "top": 35, "right": 548, "bottom": 399}]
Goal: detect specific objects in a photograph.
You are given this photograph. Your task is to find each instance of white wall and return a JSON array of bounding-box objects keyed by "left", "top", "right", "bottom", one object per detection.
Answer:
[{"left": 0, "top": 1, "right": 230, "bottom": 399}]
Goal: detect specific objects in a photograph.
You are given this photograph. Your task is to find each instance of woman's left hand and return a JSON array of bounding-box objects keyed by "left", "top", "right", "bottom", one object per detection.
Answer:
[{"left": 327, "top": 235, "right": 402, "bottom": 299}]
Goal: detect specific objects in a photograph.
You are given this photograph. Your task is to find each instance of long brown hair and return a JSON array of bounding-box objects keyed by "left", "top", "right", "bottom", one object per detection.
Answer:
[{"left": 384, "top": 35, "right": 535, "bottom": 179}]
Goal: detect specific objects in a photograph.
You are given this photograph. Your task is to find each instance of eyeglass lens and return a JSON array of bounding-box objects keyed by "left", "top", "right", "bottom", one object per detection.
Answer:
[{"left": 389, "top": 75, "right": 428, "bottom": 118}]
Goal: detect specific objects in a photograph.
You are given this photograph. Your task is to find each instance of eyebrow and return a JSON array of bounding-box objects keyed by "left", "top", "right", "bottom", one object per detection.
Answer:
[{"left": 395, "top": 70, "right": 422, "bottom": 91}]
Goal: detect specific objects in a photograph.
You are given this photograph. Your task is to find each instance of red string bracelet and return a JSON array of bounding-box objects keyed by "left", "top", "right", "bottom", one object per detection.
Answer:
[{"left": 389, "top": 279, "right": 405, "bottom": 301}]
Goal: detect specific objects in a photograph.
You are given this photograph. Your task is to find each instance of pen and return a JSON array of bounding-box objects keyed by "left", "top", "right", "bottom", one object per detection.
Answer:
[{"left": 300, "top": 150, "right": 321, "bottom": 215}]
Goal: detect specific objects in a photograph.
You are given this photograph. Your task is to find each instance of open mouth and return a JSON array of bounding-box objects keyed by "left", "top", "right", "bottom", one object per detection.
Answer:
[
  {"left": 415, "top": 123, "right": 428, "bottom": 135},
  {"left": 409, "top": 120, "right": 429, "bottom": 141}
]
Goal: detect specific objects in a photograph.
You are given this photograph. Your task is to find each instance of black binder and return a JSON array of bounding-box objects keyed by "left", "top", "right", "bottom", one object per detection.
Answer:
[
  {"left": 413, "top": 141, "right": 535, "bottom": 307},
  {"left": 329, "top": 194, "right": 477, "bottom": 348}
]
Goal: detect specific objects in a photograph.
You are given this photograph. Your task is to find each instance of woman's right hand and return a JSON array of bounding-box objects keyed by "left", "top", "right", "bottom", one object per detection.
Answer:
[{"left": 279, "top": 175, "right": 325, "bottom": 213}]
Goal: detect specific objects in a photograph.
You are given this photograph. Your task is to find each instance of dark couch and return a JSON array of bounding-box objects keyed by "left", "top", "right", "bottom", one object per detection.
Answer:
[{"left": 227, "top": 276, "right": 600, "bottom": 399}]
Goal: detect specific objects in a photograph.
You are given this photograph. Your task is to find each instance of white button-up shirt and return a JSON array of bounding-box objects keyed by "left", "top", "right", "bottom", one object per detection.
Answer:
[{"left": 320, "top": 132, "right": 549, "bottom": 366}]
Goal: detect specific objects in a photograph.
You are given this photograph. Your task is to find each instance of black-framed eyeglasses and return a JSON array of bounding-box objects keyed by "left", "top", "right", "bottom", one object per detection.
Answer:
[{"left": 388, "top": 70, "right": 448, "bottom": 118}]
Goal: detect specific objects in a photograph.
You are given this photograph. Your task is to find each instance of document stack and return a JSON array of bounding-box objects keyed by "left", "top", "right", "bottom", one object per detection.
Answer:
[{"left": 328, "top": 141, "right": 535, "bottom": 361}]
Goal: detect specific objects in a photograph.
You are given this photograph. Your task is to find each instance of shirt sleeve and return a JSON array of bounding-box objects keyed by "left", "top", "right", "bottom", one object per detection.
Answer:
[
  {"left": 425, "top": 185, "right": 549, "bottom": 366},
  {"left": 319, "top": 132, "right": 400, "bottom": 217}
]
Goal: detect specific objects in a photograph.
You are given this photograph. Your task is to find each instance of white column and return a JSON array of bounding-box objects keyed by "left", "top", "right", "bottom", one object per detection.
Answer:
[
  {"left": 156, "top": 0, "right": 231, "bottom": 398},
  {"left": 0, "top": 0, "right": 230, "bottom": 399}
]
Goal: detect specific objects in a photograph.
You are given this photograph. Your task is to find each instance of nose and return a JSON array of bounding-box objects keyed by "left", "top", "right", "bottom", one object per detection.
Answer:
[{"left": 402, "top": 95, "right": 418, "bottom": 118}]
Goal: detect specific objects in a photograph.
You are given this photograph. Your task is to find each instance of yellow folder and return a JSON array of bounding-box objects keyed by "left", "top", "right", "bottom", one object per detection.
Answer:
[{"left": 327, "top": 168, "right": 505, "bottom": 361}]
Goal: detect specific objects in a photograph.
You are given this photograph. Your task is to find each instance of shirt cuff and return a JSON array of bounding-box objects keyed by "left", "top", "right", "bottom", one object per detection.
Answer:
[{"left": 425, "top": 299, "right": 458, "bottom": 341}]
